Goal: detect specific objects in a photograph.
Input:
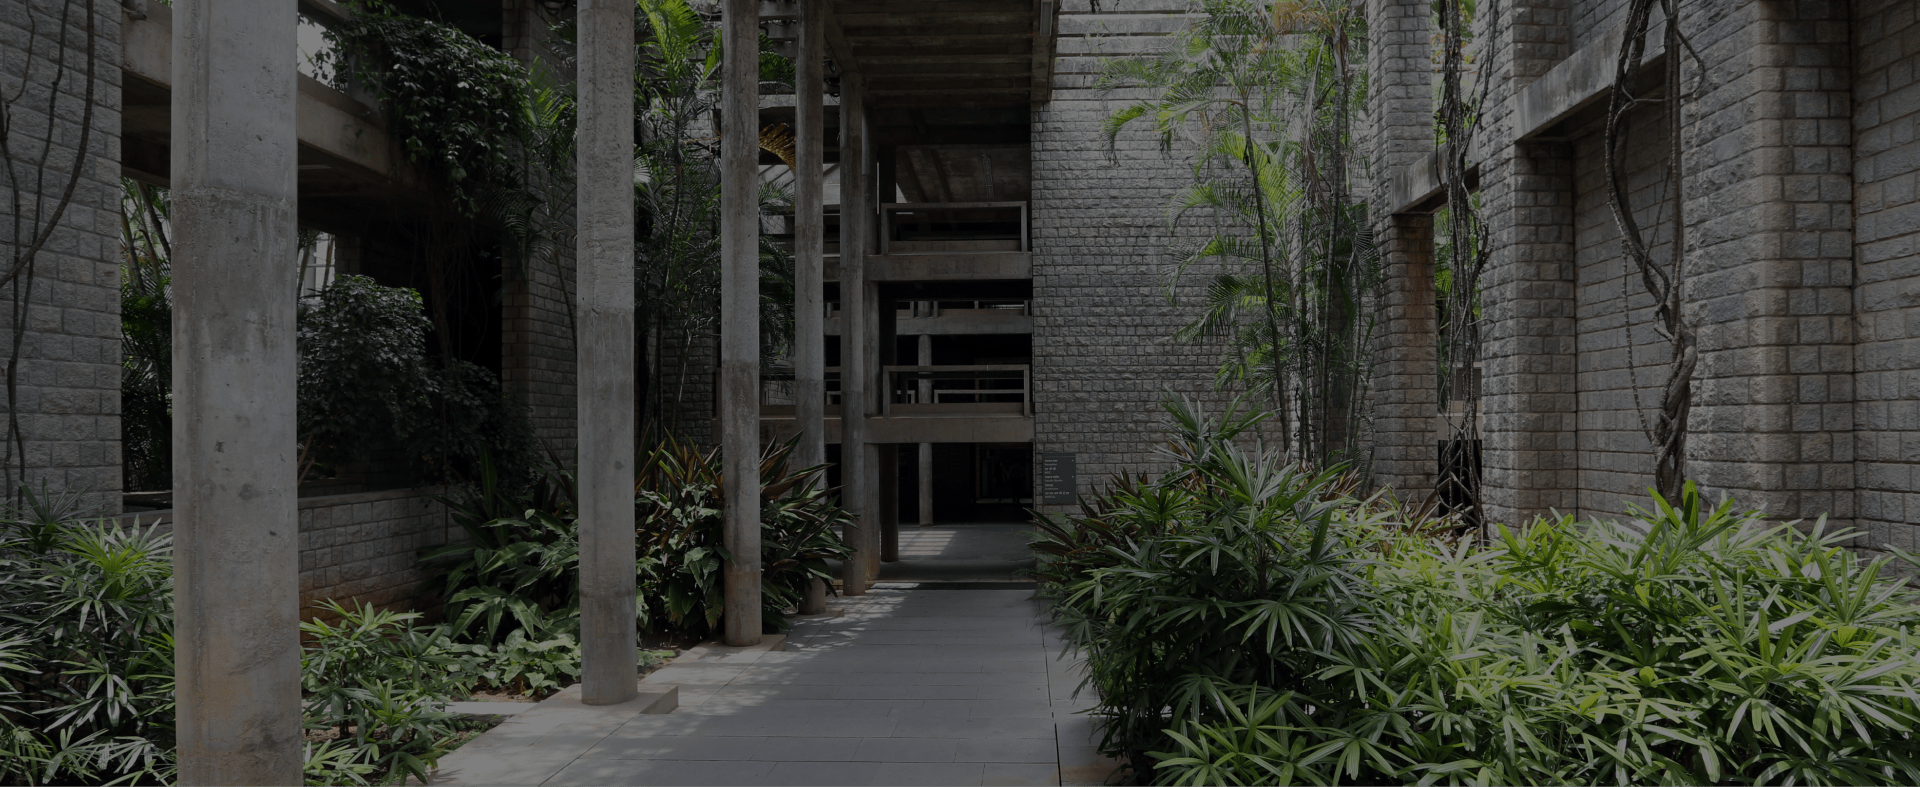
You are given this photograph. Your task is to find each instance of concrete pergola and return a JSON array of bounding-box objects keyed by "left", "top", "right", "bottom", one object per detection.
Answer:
[{"left": 169, "top": 0, "right": 1052, "bottom": 780}]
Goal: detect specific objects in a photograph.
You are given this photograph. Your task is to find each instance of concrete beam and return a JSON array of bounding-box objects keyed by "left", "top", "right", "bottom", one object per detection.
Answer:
[
  {"left": 170, "top": 0, "right": 304, "bottom": 781},
  {"left": 825, "top": 311, "right": 1033, "bottom": 336},
  {"left": 720, "top": 0, "right": 765, "bottom": 647},
  {"left": 1030, "top": 0, "right": 1056, "bottom": 104},
  {"left": 1381, "top": 18, "right": 1664, "bottom": 215},
  {"left": 576, "top": 0, "right": 640, "bottom": 705},
  {"left": 122, "top": 5, "right": 422, "bottom": 190},
  {"left": 758, "top": 413, "right": 1036, "bottom": 444},
  {"left": 825, "top": 252, "right": 1031, "bottom": 282}
]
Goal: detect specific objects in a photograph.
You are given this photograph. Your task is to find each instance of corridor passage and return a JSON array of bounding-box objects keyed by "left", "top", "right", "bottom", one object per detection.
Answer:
[{"left": 433, "top": 526, "right": 1120, "bottom": 786}]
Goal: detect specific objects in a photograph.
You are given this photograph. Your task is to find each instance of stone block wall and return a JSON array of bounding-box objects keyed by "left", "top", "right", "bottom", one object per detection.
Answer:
[
  {"left": 0, "top": 0, "right": 125, "bottom": 513},
  {"left": 1030, "top": 0, "right": 1244, "bottom": 509},
  {"left": 1852, "top": 0, "right": 1920, "bottom": 557},
  {"left": 122, "top": 488, "right": 455, "bottom": 619},
  {"left": 1567, "top": 107, "right": 1675, "bottom": 519},
  {"left": 1372, "top": 0, "right": 1920, "bottom": 546}
]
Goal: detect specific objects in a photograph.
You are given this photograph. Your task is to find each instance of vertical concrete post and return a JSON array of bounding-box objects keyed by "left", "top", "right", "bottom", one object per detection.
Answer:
[
  {"left": 171, "top": 1, "right": 303, "bottom": 782},
  {"left": 880, "top": 444, "right": 900, "bottom": 561},
  {"left": 793, "top": 0, "right": 828, "bottom": 617},
  {"left": 839, "top": 76, "right": 871, "bottom": 595},
  {"left": 793, "top": 0, "right": 827, "bottom": 476},
  {"left": 918, "top": 332, "right": 933, "bottom": 525},
  {"left": 720, "top": 0, "right": 764, "bottom": 646},
  {"left": 577, "top": 0, "right": 639, "bottom": 703}
]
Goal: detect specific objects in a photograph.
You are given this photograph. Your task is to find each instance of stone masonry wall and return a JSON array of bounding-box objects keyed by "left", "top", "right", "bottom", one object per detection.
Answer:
[
  {"left": 501, "top": 0, "right": 580, "bottom": 458},
  {"left": 1851, "top": 0, "right": 1920, "bottom": 559},
  {"left": 122, "top": 488, "right": 455, "bottom": 619},
  {"left": 0, "top": 0, "right": 124, "bottom": 513},
  {"left": 1031, "top": 0, "right": 1243, "bottom": 509}
]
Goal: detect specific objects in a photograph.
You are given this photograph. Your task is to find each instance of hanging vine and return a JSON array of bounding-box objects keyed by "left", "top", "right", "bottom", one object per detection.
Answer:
[
  {"left": 0, "top": 0, "right": 98, "bottom": 499},
  {"left": 1432, "top": 0, "right": 1496, "bottom": 527},
  {"left": 1604, "top": 0, "right": 1701, "bottom": 502}
]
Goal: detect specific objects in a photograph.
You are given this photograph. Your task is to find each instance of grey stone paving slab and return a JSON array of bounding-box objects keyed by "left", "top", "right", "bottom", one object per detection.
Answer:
[
  {"left": 431, "top": 581, "right": 1115, "bottom": 786},
  {"left": 854, "top": 736, "right": 961, "bottom": 763}
]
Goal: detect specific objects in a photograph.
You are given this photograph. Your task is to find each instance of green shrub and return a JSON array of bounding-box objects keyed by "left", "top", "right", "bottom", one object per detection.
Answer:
[
  {"left": 1041, "top": 399, "right": 1920, "bottom": 786},
  {"left": 420, "top": 436, "right": 854, "bottom": 646},
  {"left": 297, "top": 275, "right": 534, "bottom": 486}
]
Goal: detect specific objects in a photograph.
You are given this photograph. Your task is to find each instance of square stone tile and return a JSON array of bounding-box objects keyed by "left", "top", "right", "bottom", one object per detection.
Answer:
[
  {"left": 984, "top": 763, "right": 1061, "bottom": 786},
  {"left": 853, "top": 736, "right": 960, "bottom": 762},
  {"left": 752, "top": 737, "right": 864, "bottom": 762},
  {"left": 867, "top": 761, "right": 986, "bottom": 785},
  {"left": 955, "top": 737, "right": 1058, "bottom": 764}
]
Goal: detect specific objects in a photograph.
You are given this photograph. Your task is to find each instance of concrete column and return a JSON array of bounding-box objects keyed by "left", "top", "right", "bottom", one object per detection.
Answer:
[
  {"left": 793, "top": 0, "right": 828, "bottom": 617},
  {"left": 838, "top": 75, "right": 871, "bottom": 595},
  {"left": 918, "top": 332, "right": 933, "bottom": 526},
  {"left": 171, "top": 0, "right": 303, "bottom": 782},
  {"left": 793, "top": 0, "right": 827, "bottom": 474},
  {"left": 720, "top": 0, "right": 764, "bottom": 646},
  {"left": 880, "top": 444, "right": 900, "bottom": 562},
  {"left": 576, "top": 0, "right": 639, "bottom": 702}
]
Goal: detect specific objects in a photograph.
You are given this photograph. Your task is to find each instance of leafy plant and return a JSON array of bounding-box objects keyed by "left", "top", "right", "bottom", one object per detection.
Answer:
[
  {"left": 419, "top": 436, "right": 855, "bottom": 645},
  {"left": 0, "top": 506, "right": 177, "bottom": 786},
  {"left": 318, "top": 3, "right": 533, "bottom": 216},
  {"left": 297, "top": 275, "right": 534, "bottom": 486},
  {"left": 1043, "top": 403, "right": 1920, "bottom": 786},
  {"left": 119, "top": 179, "right": 173, "bottom": 492},
  {"left": 1100, "top": 0, "right": 1378, "bottom": 467}
]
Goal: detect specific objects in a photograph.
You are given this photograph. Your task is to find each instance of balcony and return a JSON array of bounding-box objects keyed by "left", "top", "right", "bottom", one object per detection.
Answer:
[{"left": 758, "top": 365, "right": 1034, "bottom": 444}]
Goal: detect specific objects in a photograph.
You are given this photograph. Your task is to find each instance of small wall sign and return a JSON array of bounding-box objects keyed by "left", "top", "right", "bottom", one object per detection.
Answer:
[{"left": 1039, "top": 452, "right": 1077, "bottom": 505}]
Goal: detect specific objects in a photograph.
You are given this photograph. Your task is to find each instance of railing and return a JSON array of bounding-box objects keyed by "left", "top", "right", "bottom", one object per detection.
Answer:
[
  {"left": 761, "top": 364, "right": 1032, "bottom": 418},
  {"left": 760, "top": 368, "right": 842, "bottom": 407},
  {"left": 883, "top": 365, "right": 1030, "bottom": 416},
  {"left": 879, "top": 202, "right": 1029, "bottom": 254}
]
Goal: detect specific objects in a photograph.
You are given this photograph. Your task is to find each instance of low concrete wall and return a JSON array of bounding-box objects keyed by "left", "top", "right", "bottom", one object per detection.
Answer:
[{"left": 120, "top": 487, "right": 455, "bottom": 618}]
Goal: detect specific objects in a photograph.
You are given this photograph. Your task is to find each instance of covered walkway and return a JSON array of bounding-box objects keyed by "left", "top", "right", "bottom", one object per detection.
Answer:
[{"left": 431, "top": 525, "right": 1122, "bottom": 786}]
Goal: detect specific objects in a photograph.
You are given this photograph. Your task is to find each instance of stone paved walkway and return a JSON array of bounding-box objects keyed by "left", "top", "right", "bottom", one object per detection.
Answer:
[{"left": 433, "top": 532, "right": 1120, "bottom": 786}]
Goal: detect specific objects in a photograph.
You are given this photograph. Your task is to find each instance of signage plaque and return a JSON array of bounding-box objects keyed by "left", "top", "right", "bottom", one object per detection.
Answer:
[{"left": 1039, "top": 452, "right": 1077, "bottom": 505}]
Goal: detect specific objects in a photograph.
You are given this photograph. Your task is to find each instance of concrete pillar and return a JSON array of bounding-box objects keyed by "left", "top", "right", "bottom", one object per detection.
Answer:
[
  {"left": 880, "top": 444, "right": 900, "bottom": 562},
  {"left": 838, "top": 75, "right": 871, "bottom": 595},
  {"left": 171, "top": 0, "right": 303, "bottom": 782},
  {"left": 793, "top": 0, "right": 828, "bottom": 617},
  {"left": 576, "top": 0, "right": 639, "bottom": 702},
  {"left": 918, "top": 331, "right": 933, "bottom": 526},
  {"left": 793, "top": 0, "right": 827, "bottom": 475},
  {"left": 720, "top": 0, "right": 764, "bottom": 646}
]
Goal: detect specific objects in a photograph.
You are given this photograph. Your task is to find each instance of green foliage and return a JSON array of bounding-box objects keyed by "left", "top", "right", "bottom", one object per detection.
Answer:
[
  {"left": 634, "top": 436, "right": 853, "bottom": 635},
  {"left": 297, "top": 275, "right": 534, "bottom": 485},
  {"left": 299, "top": 602, "right": 471, "bottom": 786},
  {"left": 420, "top": 437, "right": 854, "bottom": 644},
  {"left": 118, "top": 180, "right": 172, "bottom": 492},
  {"left": 319, "top": 4, "right": 533, "bottom": 215},
  {"left": 1043, "top": 402, "right": 1920, "bottom": 786},
  {"left": 632, "top": 0, "right": 796, "bottom": 434},
  {"left": 1102, "top": 0, "right": 1378, "bottom": 466},
  {"left": 0, "top": 494, "right": 176, "bottom": 785}
]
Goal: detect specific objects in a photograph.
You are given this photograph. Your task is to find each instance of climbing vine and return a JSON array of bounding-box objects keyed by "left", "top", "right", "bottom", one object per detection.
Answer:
[
  {"left": 318, "top": 4, "right": 535, "bottom": 216},
  {"left": 1605, "top": 0, "right": 1701, "bottom": 502},
  {"left": 1432, "top": 0, "right": 1497, "bottom": 526},
  {"left": 0, "top": 0, "right": 98, "bottom": 500}
]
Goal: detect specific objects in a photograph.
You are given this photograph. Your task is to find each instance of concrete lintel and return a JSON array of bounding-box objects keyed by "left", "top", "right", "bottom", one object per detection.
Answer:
[
  {"left": 825, "top": 312, "right": 1033, "bottom": 336},
  {"left": 826, "top": 252, "right": 1032, "bottom": 282},
  {"left": 123, "top": 3, "right": 420, "bottom": 189},
  {"left": 1382, "top": 18, "right": 1665, "bottom": 215},
  {"left": 759, "top": 414, "right": 1034, "bottom": 444}
]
